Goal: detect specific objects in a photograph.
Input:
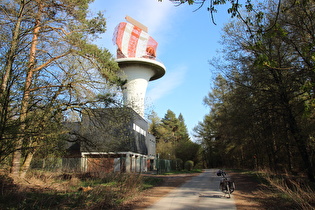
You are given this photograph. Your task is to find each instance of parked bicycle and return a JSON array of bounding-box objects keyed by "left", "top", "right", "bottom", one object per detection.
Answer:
[{"left": 217, "top": 169, "right": 235, "bottom": 198}]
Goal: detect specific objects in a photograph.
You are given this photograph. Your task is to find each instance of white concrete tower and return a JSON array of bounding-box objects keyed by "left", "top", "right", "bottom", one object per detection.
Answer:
[
  {"left": 116, "top": 57, "right": 165, "bottom": 117},
  {"left": 113, "top": 16, "right": 166, "bottom": 117}
]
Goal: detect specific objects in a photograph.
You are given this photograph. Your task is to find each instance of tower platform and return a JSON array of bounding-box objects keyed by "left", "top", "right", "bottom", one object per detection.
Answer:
[
  {"left": 116, "top": 57, "right": 166, "bottom": 117},
  {"left": 116, "top": 58, "right": 166, "bottom": 81}
]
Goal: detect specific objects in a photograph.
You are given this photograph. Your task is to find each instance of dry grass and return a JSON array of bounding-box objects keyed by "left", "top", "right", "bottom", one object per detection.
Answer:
[
  {"left": 0, "top": 170, "right": 163, "bottom": 210},
  {"left": 262, "top": 172, "right": 315, "bottom": 210},
  {"left": 2, "top": 169, "right": 315, "bottom": 209},
  {"left": 230, "top": 169, "right": 315, "bottom": 210}
]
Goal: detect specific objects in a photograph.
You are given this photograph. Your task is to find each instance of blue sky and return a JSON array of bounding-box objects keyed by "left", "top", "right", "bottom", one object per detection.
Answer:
[{"left": 89, "top": 0, "right": 231, "bottom": 139}]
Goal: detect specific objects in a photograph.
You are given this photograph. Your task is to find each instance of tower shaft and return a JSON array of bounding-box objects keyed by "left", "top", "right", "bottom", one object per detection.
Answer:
[{"left": 117, "top": 58, "right": 166, "bottom": 117}]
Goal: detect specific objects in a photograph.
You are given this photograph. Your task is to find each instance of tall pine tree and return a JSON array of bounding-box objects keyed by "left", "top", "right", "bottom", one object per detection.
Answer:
[{"left": 0, "top": 0, "right": 121, "bottom": 178}]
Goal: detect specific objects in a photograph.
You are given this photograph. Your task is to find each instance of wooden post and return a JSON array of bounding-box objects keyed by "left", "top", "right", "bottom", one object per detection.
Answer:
[{"left": 125, "top": 16, "right": 148, "bottom": 32}]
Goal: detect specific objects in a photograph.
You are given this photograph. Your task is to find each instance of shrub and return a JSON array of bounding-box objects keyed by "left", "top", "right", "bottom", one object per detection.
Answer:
[
  {"left": 184, "top": 160, "right": 194, "bottom": 171},
  {"left": 171, "top": 158, "right": 183, "bottom": 171},
  {"left": 194, "top": 162, "right": 203, "bottom": 169}
]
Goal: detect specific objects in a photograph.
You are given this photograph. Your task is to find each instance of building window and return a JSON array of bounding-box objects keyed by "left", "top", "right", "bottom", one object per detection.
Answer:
[{"left": 133, "top": 123, "right": 146, "bottom": 136}]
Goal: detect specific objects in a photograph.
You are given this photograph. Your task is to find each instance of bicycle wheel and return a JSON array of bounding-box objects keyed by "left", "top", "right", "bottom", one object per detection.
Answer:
[
  {"left": 226, "top": 183, "right": 231, "bottom": 198},
  {"left": 220, "top": 180, "right": 224, "bottom": 192},
  {"left": 230, "top": 181, "right": 235, "bottom": 193}
]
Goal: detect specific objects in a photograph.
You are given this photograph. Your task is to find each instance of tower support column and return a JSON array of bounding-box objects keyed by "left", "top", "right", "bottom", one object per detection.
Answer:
[{"left": 116, "top": 58, "right": 166, "bottom": 117}]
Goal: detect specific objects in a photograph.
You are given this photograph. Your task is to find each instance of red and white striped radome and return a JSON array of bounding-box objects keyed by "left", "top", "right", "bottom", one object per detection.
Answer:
[{"left": 113, "top": 22, "right": 158, "bottom": 59}]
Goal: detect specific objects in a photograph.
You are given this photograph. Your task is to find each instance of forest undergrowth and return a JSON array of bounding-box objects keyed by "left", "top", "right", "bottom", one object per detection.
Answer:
[
  {"left": 0, "top": 169, "right": 315, "bottom": 209},
  {"left": 260, "top": 170, "right": 315, "bottom": 209},
  {"left": 0, "top": 170, "right": 163, "bottom": 210},
  {"left": 231, "top": 169, "right": 315, "bottom": 210}
]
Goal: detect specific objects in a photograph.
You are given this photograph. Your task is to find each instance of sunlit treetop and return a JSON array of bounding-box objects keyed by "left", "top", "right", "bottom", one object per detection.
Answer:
[{"left": 159, "top": 0, "right": 256, "bottom": 24}]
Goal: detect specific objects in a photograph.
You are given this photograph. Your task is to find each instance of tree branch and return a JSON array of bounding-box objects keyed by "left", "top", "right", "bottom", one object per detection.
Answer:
[
  {"left": 29, "top": 84, "right": 70, "bottom": 92},
  {"left": 33, "top": 51, "right": 72, "bottom": 72}
]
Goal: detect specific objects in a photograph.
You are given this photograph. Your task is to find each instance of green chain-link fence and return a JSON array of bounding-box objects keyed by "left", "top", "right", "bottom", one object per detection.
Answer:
[{"left": 156, "top": 159, "right": 183, "bottom": 174}]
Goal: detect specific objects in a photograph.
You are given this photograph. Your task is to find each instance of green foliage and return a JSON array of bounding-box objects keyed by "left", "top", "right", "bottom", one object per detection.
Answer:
[
  {"left": 0, "top": 0, "right": 122, "bottom": 175},
  {"left": 160, "top": 0, "right": 257, "bottom": 24},
  {"left": 196, "top": 0, "right": 315, "bottom": 181},
  {"left": 175, "top": 139, "right": 200, "bottom": 164},
  {"left": 148, "top": 110, "right": 201, "bottom": 167},
  {"left": 184, "top": 160, "right": 194, "bottom": 171},
  {"left": 161, "top": 0, "right": 196, "bottom": 5}
]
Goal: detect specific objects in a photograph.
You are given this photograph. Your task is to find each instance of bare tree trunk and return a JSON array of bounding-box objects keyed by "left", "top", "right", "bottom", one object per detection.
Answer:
[
  {"left": 1, "top": 3, "right": 25, "bottom": 172},
  {"left": 20, "top": 151, "right": 36, "bottom": 178},
  {"left": 0, "top": 2, "right": 24, "bottom": 97},
  {"left": 286, "top": 110, "right": 314, "bottom": 182},
  {"left": 10, "top": 1, "right": 42, "bottom": 178}
]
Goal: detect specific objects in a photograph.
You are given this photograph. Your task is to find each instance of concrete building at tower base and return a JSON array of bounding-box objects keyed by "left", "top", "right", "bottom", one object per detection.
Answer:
[{"left": 63, "top": 108, "right": 156, "bottom": 174}]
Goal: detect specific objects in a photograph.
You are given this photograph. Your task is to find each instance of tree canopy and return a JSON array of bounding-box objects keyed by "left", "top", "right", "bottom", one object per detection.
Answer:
[
  {"left": 194, "top": 0, "right": 315, "bottom": 181},
  {"left": 161, "top": 0, "right": 268, "bottom": 24},
  {"left": 0, "top": 0, "right": 122, "bottom": 178},
  {"left": 148, "top": 110, "right": 200, "bottom": 166}
]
